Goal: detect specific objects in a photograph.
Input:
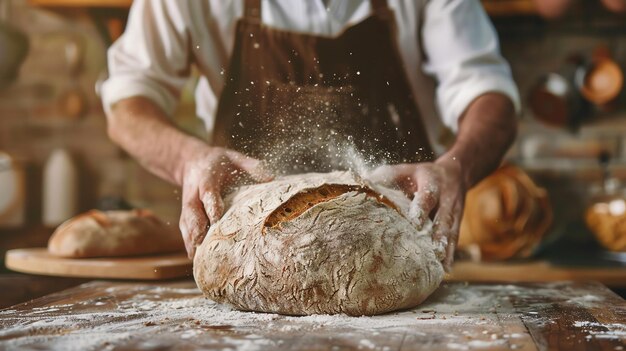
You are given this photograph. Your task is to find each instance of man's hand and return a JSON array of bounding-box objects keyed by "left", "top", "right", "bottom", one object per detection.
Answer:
[
  {"left": 106, "top": 97, "right": 274, "bottom": 259},
  {"left": 368, "top": 156, "right": 467, "bottom": 271},
  {"left": 179, "top": 146, "right": 273, "bottom": 259},
  {"left": 367, "top": 93, "right": 517, "bottom": 271}
]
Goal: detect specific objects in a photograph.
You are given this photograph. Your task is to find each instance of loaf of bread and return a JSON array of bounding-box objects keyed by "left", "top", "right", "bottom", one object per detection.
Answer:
[
  {"left": 585, "top": 198, "right": 626, "bottom": 252},
  {"left": 48, "top": 209, "right": 184, "bottom": 258},
  {"left": 458, "top": 165, "right": 553, "bottom": 261},
  {"left": 194, "top": 171, "right": 445, "bottom": 316}
]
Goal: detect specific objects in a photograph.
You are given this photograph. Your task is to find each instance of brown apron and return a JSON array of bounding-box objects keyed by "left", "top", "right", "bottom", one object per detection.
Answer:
[{"left": 213, "top": 0, "right": 434, "bottom": 174}]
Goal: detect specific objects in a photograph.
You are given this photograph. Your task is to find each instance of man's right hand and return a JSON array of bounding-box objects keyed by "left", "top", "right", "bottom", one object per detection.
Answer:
[
  {"left": 106, "top": 97, "right": 273, "bottom": 259},
  {"left": 179, "top": 146, "right": 273, "bottom": 259}
]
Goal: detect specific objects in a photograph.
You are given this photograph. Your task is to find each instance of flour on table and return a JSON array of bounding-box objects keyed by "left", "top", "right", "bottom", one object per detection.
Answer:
[{"left": 0, "top": 281, "right": 624, "bottom": 350}]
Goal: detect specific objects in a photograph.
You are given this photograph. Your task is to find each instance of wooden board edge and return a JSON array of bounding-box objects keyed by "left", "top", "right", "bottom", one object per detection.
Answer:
[
  {"left": 448, "top": 260, "right": 626, "bottom": 288},
  {"left": 4, "top": 249, "right": 192, "bottom": 281}
]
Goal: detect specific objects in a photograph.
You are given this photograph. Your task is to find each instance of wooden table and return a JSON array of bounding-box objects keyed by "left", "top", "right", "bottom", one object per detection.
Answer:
[
  {"left": 0, "top": 274, "right": 87, "bottom": 309},
  {"left": 1, "top": 280, "right": 625, "bottom": 350}
]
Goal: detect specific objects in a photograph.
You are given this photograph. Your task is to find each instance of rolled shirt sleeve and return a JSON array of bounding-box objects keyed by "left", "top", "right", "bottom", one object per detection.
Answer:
[
  {"left": 421, "top": 0, "right": 521, "bottom": 133},
  {"left": 101, "top": 0, "right": 191, "bottom": 117}
]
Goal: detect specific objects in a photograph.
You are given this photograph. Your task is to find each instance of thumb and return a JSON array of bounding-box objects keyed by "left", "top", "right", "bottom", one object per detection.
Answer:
[
  {"left": 246, "top": 160, "right": 275, "bottom": 183},
  {"left": 226, "top": 150, "right": 274, "bottom": 183},
  {"left": 179, "top": 188, "right": 209, "bottom": 259},
  {"left": 366, "top": 164, "right": 402, "bottom": 186},
  {"left": 408, "top": 192, "right": 425, "bottom": 230},
  {"left": 201, "top": 189, "right": 225, "bottom": 225}
]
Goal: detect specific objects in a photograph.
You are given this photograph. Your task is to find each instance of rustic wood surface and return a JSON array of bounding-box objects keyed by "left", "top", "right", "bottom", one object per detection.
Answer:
[
  {"left": 0, "top": 274, "right": 87, "bottom": 309},
  {"left": 0, "top": 280, "right": 624, "bottom": 351}
]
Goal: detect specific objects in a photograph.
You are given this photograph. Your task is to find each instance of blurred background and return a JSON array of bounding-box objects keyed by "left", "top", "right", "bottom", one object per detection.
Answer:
[{"left": 1, "top": 0, "right": 626, "bottom": 300}]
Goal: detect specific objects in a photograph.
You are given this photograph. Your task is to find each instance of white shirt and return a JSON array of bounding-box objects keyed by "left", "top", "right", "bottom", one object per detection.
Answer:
[{"left": 101, "top": 0, "right": 520, "bottom": 140}]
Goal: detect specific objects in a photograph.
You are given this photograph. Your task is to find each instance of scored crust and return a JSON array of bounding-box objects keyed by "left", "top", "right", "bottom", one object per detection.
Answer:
[{"left": 264, "top": 184, "right": 399, "bottom": 228}]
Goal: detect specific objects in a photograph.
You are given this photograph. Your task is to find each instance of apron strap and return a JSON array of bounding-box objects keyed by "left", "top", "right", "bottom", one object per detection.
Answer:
[
  {"left": 371, "top": 0, "right": 389, "bottom": 12},
  {"left": 244, "top": 0, "right": 261, "bottom": 20}
]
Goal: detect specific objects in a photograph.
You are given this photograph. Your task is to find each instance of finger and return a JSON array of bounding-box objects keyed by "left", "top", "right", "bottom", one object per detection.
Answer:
[
  {"left": 433, "top": 201, "right": 453, "bottom": 247},
  {"left": 415, "top": 166, "right": 440, "bottom": 202},
  {"left": 200, "top": 189, "right": 225, "bottom": 225},
  {"left": 409, "top": 191, "right": 438, "bottom": 228},
  {"left": 366, "top": 164, "right": 396, "bottom": 184},
  {"left": 433, "top": 198, "right": 459, "bottom": 271},
  {"left": 406, "top": 167, "right": 440, "bottom": 229},
  {"left": 366, "top": 164, "right": 413, "bottom": 186},
  {"left": 180, "top": 187, "right": 209, "bottom": 259},
  {"left": 410, "top": 173, "right": 441, "bottom": 226},
  {"left": 444, "top": 201, "right": 463, "bottom": 271},
  {"left": 444, "top": 240, "right": 457, "bottom": 273},
  {"left": 244, "top": 160, "right": 275, "bottom": 183},
  {"left": 408, "top": 193, "right": 432, "bottom": 231}
]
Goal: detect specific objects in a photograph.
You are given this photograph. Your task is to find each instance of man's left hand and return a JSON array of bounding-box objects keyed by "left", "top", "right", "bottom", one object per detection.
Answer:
[{"left": 368, "top": 156, "right": 468, "bottom": 271}]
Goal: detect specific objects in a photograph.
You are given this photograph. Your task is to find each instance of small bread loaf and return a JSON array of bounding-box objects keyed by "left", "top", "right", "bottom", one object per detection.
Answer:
[
  {"left": 585, "top": 198, "right": 626, "bottom": 252},
  {"left": 458, "top": 165, "right": 553, "bottom": 261},
  {"left": 48, "top": 209, "right": 184, "bottom": 258}
]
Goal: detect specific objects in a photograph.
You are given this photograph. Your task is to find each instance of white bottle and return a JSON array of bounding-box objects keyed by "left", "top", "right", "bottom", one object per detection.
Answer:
[
  {"left": 43, "top": 148, "right": 78, "bottom": 226},
  {"left": 0, "top": 152, "right": 26, "bottom": 228}
]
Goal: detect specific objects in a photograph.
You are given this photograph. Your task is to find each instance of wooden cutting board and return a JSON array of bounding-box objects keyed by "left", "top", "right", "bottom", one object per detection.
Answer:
[{"left": 4, "top": 248, "right": 192, "bottom": 280}]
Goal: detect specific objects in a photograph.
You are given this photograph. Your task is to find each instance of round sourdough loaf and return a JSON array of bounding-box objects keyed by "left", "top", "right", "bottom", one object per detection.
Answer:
[{"left": 194, "top": 171, "right": 444, "bottom": 316}]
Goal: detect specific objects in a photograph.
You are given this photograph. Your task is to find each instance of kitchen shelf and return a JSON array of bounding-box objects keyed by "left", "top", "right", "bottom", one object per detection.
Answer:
[
  {"left": 482, "top": 0, "right": 538, "bottom": 16},
  {"left": 30, "top": 0, "right": 538, "bottom": 16},
  {"left": 29, "top": 0, "right": 131, "bottom": 8}
]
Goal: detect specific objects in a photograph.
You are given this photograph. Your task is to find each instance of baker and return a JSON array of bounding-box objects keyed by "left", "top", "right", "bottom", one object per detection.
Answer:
[{"left": 101, "top": 0, "right": 520, "bottom": 270}]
